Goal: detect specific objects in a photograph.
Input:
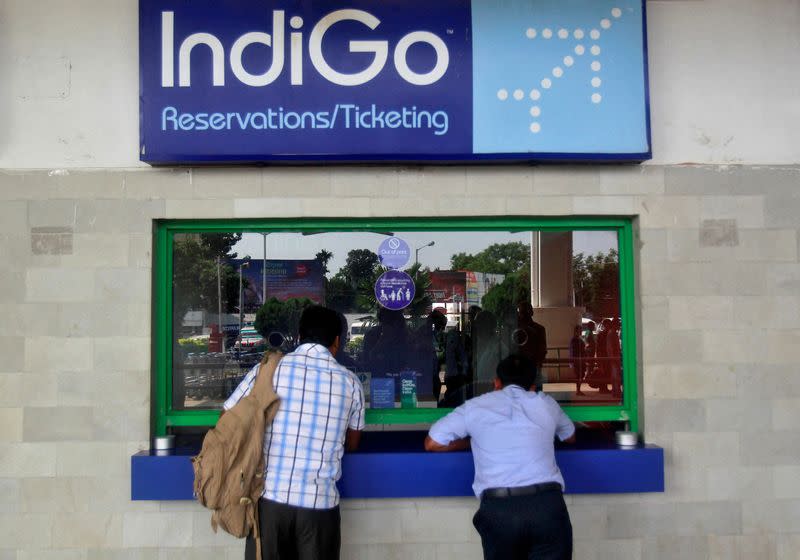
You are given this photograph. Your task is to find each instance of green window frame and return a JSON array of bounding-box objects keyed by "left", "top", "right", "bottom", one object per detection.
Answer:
[{"left": 152, "top": 216, "right": 639, "bottom": 436}]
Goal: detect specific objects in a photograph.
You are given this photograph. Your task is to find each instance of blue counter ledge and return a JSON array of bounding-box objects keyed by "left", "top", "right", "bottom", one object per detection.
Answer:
[{"left": 131, "top": 432, "right": 664, "bottom": 501}]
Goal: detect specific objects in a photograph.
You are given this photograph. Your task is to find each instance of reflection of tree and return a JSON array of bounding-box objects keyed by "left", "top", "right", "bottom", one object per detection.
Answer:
[
  {"left": 341, "top": 249, "right": 380, "bottom": 285},
  {"left": 573, "top": 250, "right": 619, "bottom": 318},
  {"left": 172, "top": 233, "right": 242, "bottom": 327},
  {"left": 451, "top": 242, "right": 531, "bottom": 319},
  {"left": 451, "top": 242, "right": 530, "bottom": 274},
  {"left": 319, "top": 249, "right": 432, "bottom": 319},
  {"left": 326, "top": 276, "right": 355, "bottom": 312},
  {"left": 405, "top": 262, "right": 432, "bottom": 320},
  {"left": 335, "top": 249, "right": 381, "bottom": 313},
  {"left": 482, "top": 268, "right": 531, "bottom": 318},
  {"left": 254, "top": 297, "right": 314, "bottom": 348},
  {"left": 171, "top": 232, "right": 241, "bottom": 409},
  {"left": 315, "top": 249, "right": 333, "bottom": 275}
]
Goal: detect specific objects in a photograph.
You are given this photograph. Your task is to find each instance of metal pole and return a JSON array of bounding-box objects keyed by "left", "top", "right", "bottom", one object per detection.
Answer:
[
  {"left": 415, "top": 241, "right": 434, "bottom": 267},
  {"left": 217, "top": 256, "right": 225, "bottom": 353},
  {"left": 238, "top": 265, "right": 243, "bottom": 355},
  {"left": 262, "top": 233, "right": 267, "bottom": 305}
]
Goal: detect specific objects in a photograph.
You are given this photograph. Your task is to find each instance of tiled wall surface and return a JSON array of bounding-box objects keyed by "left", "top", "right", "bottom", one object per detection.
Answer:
[{"left": 1, "top": 164, "right": 799, "bottom": 559}]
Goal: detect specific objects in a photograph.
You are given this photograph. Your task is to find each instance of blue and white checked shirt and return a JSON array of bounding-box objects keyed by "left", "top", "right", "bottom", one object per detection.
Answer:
[
  {"left": 223, "top": 343, "right": 365, "bottom": 509},
  {"left": 428, "top": 385, "right": 574, "bottom": 498}
]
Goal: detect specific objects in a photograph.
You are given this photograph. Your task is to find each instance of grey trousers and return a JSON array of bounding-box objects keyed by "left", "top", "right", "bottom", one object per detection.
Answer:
[{"left": 244, "top": 498, "right": 341, "bottom": 560}]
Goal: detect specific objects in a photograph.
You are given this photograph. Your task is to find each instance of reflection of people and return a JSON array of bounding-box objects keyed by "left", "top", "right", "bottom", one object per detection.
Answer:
[
  {"left": 362, "top": 308, "right": 408, "bottom": 377},
  {"left": 411, "top": 309, "right": 447, "bottom": 399},
  {"left": 584, "top": 322, "right": 596, "bottom": 364},
  {"left": 425, "top": 354, "right": 576, "bottom": 560},
  {"left": 595, "top": 319, "right": 611, "bottom": 393},
  {"left": 569, "top": 326, "right": 586, "bottom": 396},
  {"left": 472, "top": 310, "right": 499, "bottom": 396},
  {"left": 515, "top": 302, "right": 547, "bottom": 390},
  {"left": 440, "top": 328, "right": 469, "bottom": 408},
  {"left": 334, "top": 312, "right": 358, "bottom": 370},
  {"left": 607, "top": 318, "right": 622, "bottom": 398},
  {"left": 225, "top": 305, "right": 365, "bottom": 560}
]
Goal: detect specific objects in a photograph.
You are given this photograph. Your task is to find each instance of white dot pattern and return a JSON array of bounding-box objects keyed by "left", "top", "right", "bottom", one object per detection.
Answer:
[{"left": 507, "top": 11, "right": 626, "bottom": 129}]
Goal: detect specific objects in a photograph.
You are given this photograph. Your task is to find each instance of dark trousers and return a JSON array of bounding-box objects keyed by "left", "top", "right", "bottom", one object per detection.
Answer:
[
  {"left": 473, "top": 488, "right": 573, "bottom": 560},
  {"left": 245, "top": 498, "right": 341, "bottom": 560}
]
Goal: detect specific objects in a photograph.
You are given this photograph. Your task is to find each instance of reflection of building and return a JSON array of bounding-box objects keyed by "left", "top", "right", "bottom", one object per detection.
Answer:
[
  {"left": 427, "top": 270, "right": 504, "bottom": 328},
  {"left": 428, "top": 270, "right": 504, "bottom": 306}
]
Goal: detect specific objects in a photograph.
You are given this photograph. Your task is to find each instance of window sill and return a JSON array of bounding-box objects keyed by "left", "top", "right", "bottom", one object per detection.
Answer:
[{"left": 131, "top": 432, "right": 663, "bottom": 501}]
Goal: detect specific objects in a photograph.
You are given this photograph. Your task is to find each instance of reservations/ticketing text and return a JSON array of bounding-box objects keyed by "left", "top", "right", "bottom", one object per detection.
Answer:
[{"left": 161, "top": 105, "right": 450, "bottom": 136}]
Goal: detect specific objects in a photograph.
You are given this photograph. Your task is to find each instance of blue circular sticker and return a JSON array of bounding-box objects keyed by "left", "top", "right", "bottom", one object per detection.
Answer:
[
  {"left": 377, "top": 237, "right": 411, "bottom": 270},
  {"left": 374, "top": 270, "right": 416, "bottom": 310}
]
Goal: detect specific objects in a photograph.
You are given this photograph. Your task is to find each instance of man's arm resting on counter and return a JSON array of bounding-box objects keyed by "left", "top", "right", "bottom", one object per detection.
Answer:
[
  {"left": 424, "top": 435, "right": 471, "bottom": 452},
  {"left": 345, "top": 429, "right": 362, "bottom": 452}
]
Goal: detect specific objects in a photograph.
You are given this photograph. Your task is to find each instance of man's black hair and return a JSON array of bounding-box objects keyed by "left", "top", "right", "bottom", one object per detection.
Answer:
[
  {"left": 496, "top": 353, "right": 537, "bottom": 390},
  {"left": 298, "top": 305, "right": 342, "bottom": 347}
]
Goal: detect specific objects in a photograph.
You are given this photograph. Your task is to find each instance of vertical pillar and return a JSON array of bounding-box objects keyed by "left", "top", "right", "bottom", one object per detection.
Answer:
[{"left": 530, "top": 231, "right": 582, "bottom": 350}]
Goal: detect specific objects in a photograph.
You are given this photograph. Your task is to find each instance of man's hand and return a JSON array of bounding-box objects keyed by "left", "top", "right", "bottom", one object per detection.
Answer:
[{"left": 424, "top": 435, "right": 470, "bottom": 452}]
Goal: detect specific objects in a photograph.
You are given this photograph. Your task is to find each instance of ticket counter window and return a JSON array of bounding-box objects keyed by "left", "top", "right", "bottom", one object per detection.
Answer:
[{"left": 160, "top": 221, "right": 633, "bottom": 434}]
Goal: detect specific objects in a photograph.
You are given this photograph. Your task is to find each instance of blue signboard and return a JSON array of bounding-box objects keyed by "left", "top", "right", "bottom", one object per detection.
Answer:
[
  {"left": 377, "top": 237, "right": 411, "bottom": 269},
  {"left": 139, "top": 0, "right": 650, "bottom": 163},
  {"left": 375, "top": 270, "right": 415, "bottom": 310},
  {"left": 370, "top": 378, "right": 396, "bottom": 409}
]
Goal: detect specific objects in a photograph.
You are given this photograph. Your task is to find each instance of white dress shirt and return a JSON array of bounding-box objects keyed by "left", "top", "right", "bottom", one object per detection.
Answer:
[
  {"left": 428, "top": 385, "right": 575, "bottom": 498},
  {"left": 224, "top": 343, "right": 365, "bottom": 509}
]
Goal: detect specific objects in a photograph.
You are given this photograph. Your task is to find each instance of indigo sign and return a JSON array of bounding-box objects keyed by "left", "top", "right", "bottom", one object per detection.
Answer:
[{"left": 139, "top": 0, "right": 650, "bottom": 163}]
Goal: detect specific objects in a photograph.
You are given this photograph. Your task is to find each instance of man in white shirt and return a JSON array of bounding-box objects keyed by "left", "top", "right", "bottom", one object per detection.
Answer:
[
  {"left": 224, "top": 305, "right": 365, "bottom": 560},
  {"left": 425, "top": 353, "right": 575, "bottom": 560}
]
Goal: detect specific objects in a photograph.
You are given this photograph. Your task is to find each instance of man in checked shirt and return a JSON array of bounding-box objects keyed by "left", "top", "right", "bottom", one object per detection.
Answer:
[{"left": 223, "top": 305, "right": 365, "bottom": 560}]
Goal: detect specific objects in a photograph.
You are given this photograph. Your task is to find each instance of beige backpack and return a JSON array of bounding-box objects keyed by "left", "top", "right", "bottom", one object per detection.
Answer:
[{"left": 192, "top": 351, "right": 282, "bottom": 560}]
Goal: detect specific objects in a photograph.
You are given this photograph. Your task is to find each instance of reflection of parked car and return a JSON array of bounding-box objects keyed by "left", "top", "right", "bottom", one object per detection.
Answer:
[
  {"left": 234, "top": 327, "right": 266, "bottom": 351},
  {"left": 349, "top": 317, "right": 376, "bottom": 341}
]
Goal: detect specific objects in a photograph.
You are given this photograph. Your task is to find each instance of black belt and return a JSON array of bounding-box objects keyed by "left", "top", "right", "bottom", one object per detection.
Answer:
[{"left": 481, "top": 481, "right": 562, "bottom": 499}]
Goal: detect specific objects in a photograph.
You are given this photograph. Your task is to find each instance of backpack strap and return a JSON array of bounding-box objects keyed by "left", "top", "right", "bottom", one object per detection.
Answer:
[{"left": 251, "top": 351, "right": 282, "bottom": 408}]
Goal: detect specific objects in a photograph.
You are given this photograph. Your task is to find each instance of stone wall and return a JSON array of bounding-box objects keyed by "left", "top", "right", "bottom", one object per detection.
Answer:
[{"left": 0, "top": 164, "right": 799, "bottom": 559}]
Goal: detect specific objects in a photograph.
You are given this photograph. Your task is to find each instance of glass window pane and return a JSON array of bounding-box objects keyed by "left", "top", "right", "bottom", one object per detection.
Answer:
[{"left": 170, "top": 228, "right": 623, "bottom": 412}]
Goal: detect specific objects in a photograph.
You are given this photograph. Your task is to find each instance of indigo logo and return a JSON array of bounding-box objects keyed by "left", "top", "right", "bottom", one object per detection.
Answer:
[{"left": 495, "top": 7, "right": 625, "bottom": 135}]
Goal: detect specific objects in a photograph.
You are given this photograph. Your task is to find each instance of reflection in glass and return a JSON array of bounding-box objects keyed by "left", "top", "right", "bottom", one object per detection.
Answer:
[{"left": 170, "top": 229, "right": 622, "bottom": 411}]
